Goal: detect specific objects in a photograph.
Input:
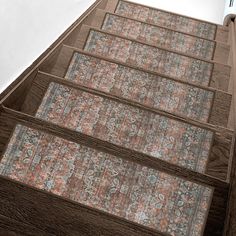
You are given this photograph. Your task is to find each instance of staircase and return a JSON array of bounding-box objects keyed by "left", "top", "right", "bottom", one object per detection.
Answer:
[{"left": 0, "top": 0, "right": 234, "bottom": 235}]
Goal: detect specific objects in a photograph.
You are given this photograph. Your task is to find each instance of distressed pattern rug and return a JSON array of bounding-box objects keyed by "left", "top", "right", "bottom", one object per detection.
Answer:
[
  {"left": 0, "top": 124, "right": 213, "bottom": 236},
  {"left": 36, "top": 82, "right": 213, "bottom": 173},
  {"left": 65, "top": 53, "right": 214, "bottom": 122},
  {"left": 84, "top": 30, "right": 213, "bottom": 86},
  {"left": 102, "top": 14, "right": 215, "bottom": 60},
  {"left": 115, "top": 1, "right": 216, "bottom": 40}
]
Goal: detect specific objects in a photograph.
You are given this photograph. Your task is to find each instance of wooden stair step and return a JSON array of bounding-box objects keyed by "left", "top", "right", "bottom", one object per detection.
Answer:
[
  {"left": 115, "top": 0, "right": 216, "bottom": 40},
  {"left": 91, "top": 10, "right": 230, "bottom": 64},
  {"left": 0, "top": 214, "right": 54, "bottom": 236},
  {"left": 0, "top": 104, "right": 230, "bottom": 236},
  {"left": 0, "top": 122, "right": 214, "bottom": 236},
  {"left": 43, "top": 46, "right": 231, "bottom": 128},
  {"left": 105, "top": 0, "right": 229, "bottom": 43},
  {"left": 35, "top": 81, "right": 213, "bottom": 174},
  {"left": 75, "top": 25, "right": 230, "bottom": 92},
  {"left": 12, "top": 71, "right": 232, "bottom": 182},
  {"left": 65, "top": 51, "right": 214, "bottom": 123}
]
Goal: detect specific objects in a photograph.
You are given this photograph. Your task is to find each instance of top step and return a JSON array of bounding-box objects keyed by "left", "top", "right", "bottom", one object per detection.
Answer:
[
  {"left": 105, "top": 0, "right": 229, "bottom": 43},
  {"left": 90, "top": 10, "right": 230, "bottom": 64}
]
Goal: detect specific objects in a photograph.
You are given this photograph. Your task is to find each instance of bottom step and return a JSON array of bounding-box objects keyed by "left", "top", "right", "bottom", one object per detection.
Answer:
[{"left": 0, "top": 123, "right": 212, "bottom": 236}]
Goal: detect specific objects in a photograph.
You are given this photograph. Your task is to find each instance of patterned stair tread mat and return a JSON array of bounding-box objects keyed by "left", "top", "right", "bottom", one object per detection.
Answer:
[
  {"left": 102, "top": 14, "right": 215, "bottom": 60},
  {"left": 36, "top": 82, "right": 213, "bottom": 173},
  {"left": 0, "top": 124, "right": 213, "bottom": 236},
  {"left": 65, "top": 52, "right": 214, "bottom": 122},
  {"left": 115, "top": 0, "right": 216, "bottom": 40},
  {"left": 84, "top": 30, "right": 213, "bottom": 86}
]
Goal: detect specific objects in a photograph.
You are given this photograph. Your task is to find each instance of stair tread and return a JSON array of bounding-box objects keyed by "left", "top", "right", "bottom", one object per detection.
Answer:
[
  {"left": 0, "top": 123, "right": 213, "bottom": 236},
  {"left": 65, "top": 51, "right": 214, "bottom": 122},
  {"left": 102, "top": 13, "right": 216, "bottom": 60},
  {"left": 115, "top": 0, "right": 217, "bottom": 40},
  {"left": 84, "top": 29, "right": 214, "bottom": 86}
]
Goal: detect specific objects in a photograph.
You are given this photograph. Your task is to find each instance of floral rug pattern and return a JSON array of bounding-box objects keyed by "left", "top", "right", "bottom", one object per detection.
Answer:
[
  {"left": 36, "top": 82, "right": 213, "bottom": 173},
  {"left": 0, "top": 124, "right": 213, "bottom": 236},
  {"left": 65, "top": 52, "right": 214, "bottom": 122},
  {"left": 102, "top": 14, "right": 215, "bottom": 60},
  {"left": 84, "top": 30, "right": 213, "bottom": 86},
  {"left": 115, "top": 1, "right": 216, "bottom": 40}
]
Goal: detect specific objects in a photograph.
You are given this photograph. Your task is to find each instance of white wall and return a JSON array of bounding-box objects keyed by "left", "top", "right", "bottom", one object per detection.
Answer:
[
  {"left": 0, "top": 0, "right": 96, "bottom": 94},
  {"left": 0, "top": 0, "right": 226, "bottom": 94}
]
